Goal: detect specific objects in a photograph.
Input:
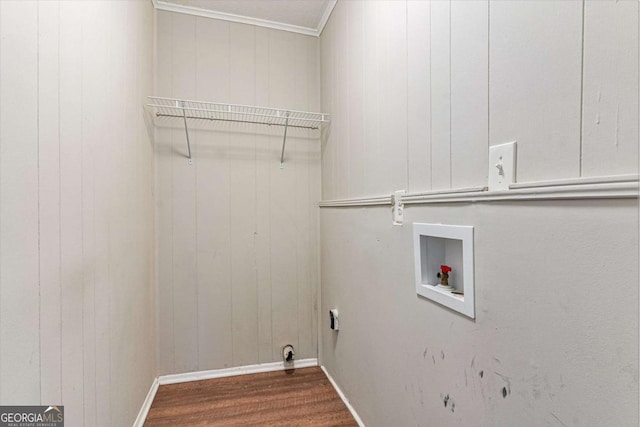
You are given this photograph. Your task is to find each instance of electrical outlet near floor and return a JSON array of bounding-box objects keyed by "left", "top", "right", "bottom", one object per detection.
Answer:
[{"left": 488, "top": 141, "right": 516, "bottom": 191}]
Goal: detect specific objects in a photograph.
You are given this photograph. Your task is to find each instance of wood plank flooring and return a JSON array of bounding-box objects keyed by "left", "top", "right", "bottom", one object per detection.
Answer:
[{"left": 144, "top": 367, "right": 358, "bottom": 426}]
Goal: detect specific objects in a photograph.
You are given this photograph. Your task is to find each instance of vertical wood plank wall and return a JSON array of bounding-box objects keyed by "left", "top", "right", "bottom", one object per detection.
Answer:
[
  {"left": 155, "top": 11, "right": 321, "bottom": 375},
  {"left": 321, "top": 0, "right": 639, "bottom": 200},
  {"left": 319, "top": 1, "right": 639, "bottom": 425},
  {"left": 489, "top": 1, "right": 583, "bottom": 183},
  {"left": 0, "top": 1, "right": 156, "bottom": 426}
]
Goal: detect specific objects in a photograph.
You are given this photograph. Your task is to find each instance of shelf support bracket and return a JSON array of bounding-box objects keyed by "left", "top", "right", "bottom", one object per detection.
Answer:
[
  {"left": 181, "top": 101, "right": 193, "bottom": 165},
  {"left": 279, "top": 111, "right": 290, "bottom": 169}
]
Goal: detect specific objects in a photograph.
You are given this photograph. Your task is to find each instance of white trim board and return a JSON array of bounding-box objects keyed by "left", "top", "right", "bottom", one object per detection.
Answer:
[
  {"left": 151, "top": 0, "right": 337, "bottom": 37},
  {"left": 158, "top": 358, "right": 318, "bottom": 385},
  {"left": 319, "top": 195, "right": 392, "bottom": 207},
  {"left": 510, "top": 173, "right": 638, "bottom": 189},
  {"left": 317, "top": 0, "right": 338, "bottom": 36},
  {"left": 320, "top": 175, "right": 639, "bottom": 207},
  {"left": 320, "top": 366, "right": 366, "bottom": 427},
  {"left": 133, "top": 377, "right": 159, "bottom": 427}
]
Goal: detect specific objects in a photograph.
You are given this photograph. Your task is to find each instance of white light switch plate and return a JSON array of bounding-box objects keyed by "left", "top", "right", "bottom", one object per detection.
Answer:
[
  {"left": 488, "top": 141, "right": 516, "bottom": 191},
  {"left": 392, "top": 190, "right": 405, "bottom": 226}
]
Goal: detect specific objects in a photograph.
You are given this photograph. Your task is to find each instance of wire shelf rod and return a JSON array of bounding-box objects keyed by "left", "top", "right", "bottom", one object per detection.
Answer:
[
  {"left": 147, "top": 103, "right": 327, "bottom": 125},
  {"left": 155, "top": 113, "right": 319, "bottom": 130},
  {"left": 147, "top": 96, "right": 330, "bottom": 167},
  {"left": 280, "top": 112, "right": 290, "bottom": 167},
  {"left": 181, "top": 101, "right": 192, "bottom": 164},
  {"left": 148, "top": 96, "right": 331, "bottom": 121}
]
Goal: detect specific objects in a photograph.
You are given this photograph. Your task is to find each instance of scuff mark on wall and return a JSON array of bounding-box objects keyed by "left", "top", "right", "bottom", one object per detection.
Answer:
[
  {"left": 615, "top": 104, "right": 620, "bottom": 147},
  {"left": 550, "top": 412, "right": 567, "bottom": 426},
  {"left": 501, "top": 386, "right": 509, "bottom": 398},
  {"left": 441, "top": 393, "right": 456, "bottom": 413},
  {"left": 495, "top": 371, "right": 512, "bottom": 398}
]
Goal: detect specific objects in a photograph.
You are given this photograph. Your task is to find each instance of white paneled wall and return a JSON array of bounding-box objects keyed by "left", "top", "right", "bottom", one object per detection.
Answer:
[
  {"left": 582, "top": 0, "right": 639, "bottom": 177},
  {"left": 450, "top": 0, "right": 488, "bottom": 189},
  {"left": 1, "top": 0, "right": 40, "bottom": 402},
  {"left": 319, "top": 1, "right": 638, "bottom": 426},
  {"left": 406, "top": 0, "right": 431, "bottom": 192},
  {"left": 155, "top": 11, "right": 320, "bottom": 375},
  {"left": 0, "top": 1, "right": 156, "bottom": 426},
  {"left": 321, "top": 0, "right": 639, "bottom": 200},
  {"left": 429, "top": 0, "right": 452, "bottom": 191},
  {"left": 489, "top": 0, "right": 583, "bottom": 183}
]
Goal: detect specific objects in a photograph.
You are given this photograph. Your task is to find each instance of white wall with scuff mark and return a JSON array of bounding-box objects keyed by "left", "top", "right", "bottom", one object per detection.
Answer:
[
  {"left": 320, "top": 201, "right": 638, "bottom": 426},
  {"left": 319, "top": 1, "right": 639, "bottom": 426}
]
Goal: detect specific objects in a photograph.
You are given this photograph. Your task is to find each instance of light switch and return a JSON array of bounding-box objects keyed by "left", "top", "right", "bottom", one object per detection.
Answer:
[
  {"left": 488, "top": 141, "right": 516, "bottom": 191},
  {"left": 392, "top": 190, "right": 405, "bottom": 226}
]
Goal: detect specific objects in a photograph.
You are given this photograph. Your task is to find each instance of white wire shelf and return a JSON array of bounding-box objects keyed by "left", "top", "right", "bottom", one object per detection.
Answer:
[{"left": 147, "top": 96, "right": 330, "bottom": 166}]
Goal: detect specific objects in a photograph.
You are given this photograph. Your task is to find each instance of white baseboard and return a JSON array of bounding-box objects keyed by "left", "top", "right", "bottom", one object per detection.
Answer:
[
  {"left": 320, "top": 366, "right": 365, "bottom": 427},
  {"left": 133, "top": 359, "right": 366, "bottom": 427},
  {"left": 158, "top": 358, "right": 318, "bottom": 385},
  {"left": 133, "top": 377, "right": 159, "bottom": 427}
]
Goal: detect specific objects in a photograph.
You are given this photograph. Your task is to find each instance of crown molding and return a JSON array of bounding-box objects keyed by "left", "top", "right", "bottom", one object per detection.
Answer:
[
  {"left": 317, "top": 0, "right": 337, "bottom": 36},
  {"left": 152, "top": 0, "right": 337, "bottom": 37}
]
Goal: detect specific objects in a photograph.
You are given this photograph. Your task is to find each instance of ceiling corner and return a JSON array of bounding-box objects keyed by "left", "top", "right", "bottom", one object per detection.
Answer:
[
  {"left": 151, "top": 0, "right": 330, "bottom": 38},
  {"left": 316, "top": 0, "right": 337, "bottom": 37}
]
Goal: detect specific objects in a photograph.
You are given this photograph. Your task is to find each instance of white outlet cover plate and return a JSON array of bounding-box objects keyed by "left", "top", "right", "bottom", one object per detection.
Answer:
[{"left": 488, "top": 141, "right": 516, "bottom": 191}]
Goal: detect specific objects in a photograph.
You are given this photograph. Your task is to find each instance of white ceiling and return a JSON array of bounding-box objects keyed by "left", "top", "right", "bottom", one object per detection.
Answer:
[{"left": 153, "top": 0, "right": 336, "bottom": 36}]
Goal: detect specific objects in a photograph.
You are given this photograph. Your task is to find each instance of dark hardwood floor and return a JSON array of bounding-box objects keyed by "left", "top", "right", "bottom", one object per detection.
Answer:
[{"left": 144, "top": 366, "right": 359, "bottom": 426}]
